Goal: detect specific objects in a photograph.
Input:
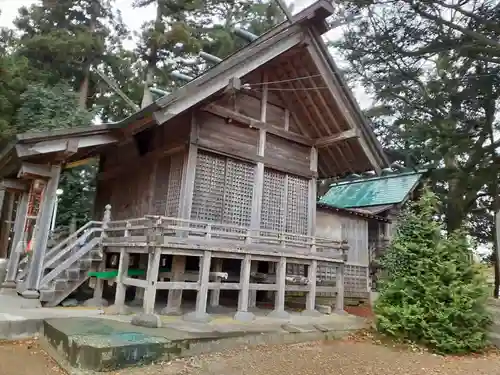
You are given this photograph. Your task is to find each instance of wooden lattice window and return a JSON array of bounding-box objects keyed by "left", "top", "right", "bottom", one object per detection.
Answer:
[
  {"left": 191, "top": 151, "right": 254, "bottom": 226},
  {"left": 191, "top": 151, "right": 226, "bottom": 223},
  {"left": 165, "top": 152, "right": 184, "bottom": 217},
  {"left": 152, "top": 152, "right": 184, "bottom": 216},
  {"left": 286, "top": 174, "right": 309, "bottom": 235},
  {"left": 222, "top": 158, "right": 254, "bottom": 227},
  {"left": 260, "top": 169, "right": 286, "bottom": 231}
]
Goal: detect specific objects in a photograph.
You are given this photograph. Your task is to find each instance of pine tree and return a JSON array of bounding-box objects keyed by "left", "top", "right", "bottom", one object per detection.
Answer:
[{"left": 375, "top": 188, "right": 492, "bottom": 354}]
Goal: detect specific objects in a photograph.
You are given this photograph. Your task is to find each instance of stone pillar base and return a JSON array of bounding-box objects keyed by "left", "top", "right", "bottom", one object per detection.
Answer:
[{"left": 131, "top": 313, "right": 162, "bottom": 328}]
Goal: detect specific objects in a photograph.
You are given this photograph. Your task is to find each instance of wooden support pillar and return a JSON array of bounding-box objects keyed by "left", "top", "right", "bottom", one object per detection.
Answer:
[
  {"left": 305, "top": 260, "right": 318, "bottom": 313},
  {"left": 184, "top": 251, "right": 211, "bottom": 322},
  {"left": 335, "top": 263, "right": 345, "bottom": 313},
  {"left": 0, "top": 188, "right": 5, "bottom": 218},
  {"left": 22, "top": 165, "right": 62, "bottom": 298},
  {"left": 131, "top": 254, "right": 147, "bottom": 306},
  {"left": 248, "top": 260, "right": 258, "bottom": 308},
  {"left": 143, "top": 248, "right": 161, "bottom": 315},
  {"left": 83, "top": 205, "right": 111, "bottom": 307},
  {"left": 209, "top": 258, "right": 223, "bottom": 308},
  {"left": 0, "top": 192, "right": 15, "bottom": 259},
  {"left": 234, "top": 254, "right": 254, "bottom": 321},
  {"left": 0, "top": 188, "right": 9, "bottom": 258},
  {"left": 110, "top": 248, "right": 130, "bottom": 313},
  {"left": 162, "top": 255, "right": 186, "bottom": 315},
  {"left": 2, "top": 191, "right": 29, "bottom": 287},
  {"left": 268, "top": 257, "right": 290, "bottom": 319},
  {"left": 179, "top": 114, "right": 199, "bottom": 222}
]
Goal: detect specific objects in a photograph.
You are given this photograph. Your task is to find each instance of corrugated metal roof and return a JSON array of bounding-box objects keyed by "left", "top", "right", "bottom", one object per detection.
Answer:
[{"left": 318, "top": 171, "right": 424, "bottom": 209}]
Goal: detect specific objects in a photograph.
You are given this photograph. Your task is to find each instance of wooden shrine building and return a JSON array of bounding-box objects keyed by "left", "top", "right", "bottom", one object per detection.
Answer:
[{"left": 0, "top": 1, "right": 389, "bottom": 322}]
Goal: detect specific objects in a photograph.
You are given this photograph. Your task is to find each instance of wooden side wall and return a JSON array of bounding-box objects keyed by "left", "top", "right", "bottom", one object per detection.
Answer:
[
  {"left": 315, "top": 209, "right": 369, "bottom": 266},
  {"left": 94, "top": 113, "right": 190, "bottom": 220}
]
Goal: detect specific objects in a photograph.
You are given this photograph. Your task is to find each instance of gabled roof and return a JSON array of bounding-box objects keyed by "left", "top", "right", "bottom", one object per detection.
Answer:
[
  {"left": 0, "top": 0, "right": 388, "bottom": 179},
  {"left": 318, "top": 170, "right": 425, "bottom": 209},
  {"left": 150, "top": 0, "right": 388, "bottom": 177}
]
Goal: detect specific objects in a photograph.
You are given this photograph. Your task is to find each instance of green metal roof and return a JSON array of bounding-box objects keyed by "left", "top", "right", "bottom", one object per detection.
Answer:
[{"left": 318, "top": 170, "right": 425, "bottom": 209}]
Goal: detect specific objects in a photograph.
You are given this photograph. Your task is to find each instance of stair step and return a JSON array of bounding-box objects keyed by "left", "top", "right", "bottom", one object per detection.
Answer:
[{"left": 40, "top": 288, "right": 56, "bottom": 302}]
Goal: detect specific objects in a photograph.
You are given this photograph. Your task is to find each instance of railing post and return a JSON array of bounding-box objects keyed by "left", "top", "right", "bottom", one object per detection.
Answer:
[
  {"left": 2, "top": 191, "right": 29, "bottom": 288},
  {"left": 302, "top": 236, "right": 321, "bottom": 316},
  {"left": 245, "top": 229, "right": 252, "bottom": 244},
  {"left": 341, "top": 240, "right": 349, "bottom": 262},
  {"left": 131, "top": 218, "right": 163, "bottom": 328},
  {"left": 108, "top": 221, "right": 130, "bottom": 315},
  {"left": 84, "top": 204, "right": 111, "bottom": 308}
]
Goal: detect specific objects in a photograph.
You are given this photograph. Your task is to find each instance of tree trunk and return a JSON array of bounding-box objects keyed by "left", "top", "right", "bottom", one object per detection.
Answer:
[
  {"left": 141, "top": 1, "right": 162, "bottom": 108},
  {"left": 444, "top": 154, "right": 466, "bottom": 232},
  {"left": 78, "top": 0, "right": 98, "bottom": 110}
]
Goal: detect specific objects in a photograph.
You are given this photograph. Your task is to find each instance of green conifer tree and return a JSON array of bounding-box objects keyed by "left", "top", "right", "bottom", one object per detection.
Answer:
[{"left": 375, "top": 188, "right": 492, "bottom": 353}]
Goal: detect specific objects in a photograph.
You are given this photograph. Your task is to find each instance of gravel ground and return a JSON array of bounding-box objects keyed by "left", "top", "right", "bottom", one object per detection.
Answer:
[
  {"left": 0, "top": 340, "right": 65, "bottom": 375},
  {"left": 2, "top": 335, "right": 500, "bottom": 375}
]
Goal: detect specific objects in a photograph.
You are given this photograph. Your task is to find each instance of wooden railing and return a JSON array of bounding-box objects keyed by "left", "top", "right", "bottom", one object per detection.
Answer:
[{"left": 102, "top": 215, "right": 348, "bottom": 259}]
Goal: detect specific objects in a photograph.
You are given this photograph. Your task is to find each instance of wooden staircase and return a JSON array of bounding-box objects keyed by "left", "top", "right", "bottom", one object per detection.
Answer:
[{"left": 16, "top": 221, "right": 104, "bottom": 307}]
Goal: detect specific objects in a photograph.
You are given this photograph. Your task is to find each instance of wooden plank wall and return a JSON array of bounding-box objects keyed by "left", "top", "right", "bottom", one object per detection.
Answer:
[{"left": 94, "top": 113, "right": 190, "bottom": 220}]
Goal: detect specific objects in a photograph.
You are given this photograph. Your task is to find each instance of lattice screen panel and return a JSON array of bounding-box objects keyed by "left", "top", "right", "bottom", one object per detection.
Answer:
[
  {"left": 316, "top": 263, "right": 370, "bottom": 298},
  {"left": 260, "top": 169, "right": 286, "bottom": 232},
  {"left": 317, "top": 262, "right": 337, "bottom": 297},
  {"left": 165, "top": 152, "right": 184, "bottom": 217},
  {"left": 152, "top": 156, "right": 171, "bottom": 215},
  {"left": 222, "top": 158, "right": 254, "bottom": 227},
  {"left": 191, "top": 151, "right": 226, "bottom": 223},
  {"left": 344, "top": 264, "right": 369, "bottom": 296},
  {"left": 285, "top": 175, "right": 309, "bottom": 235}
]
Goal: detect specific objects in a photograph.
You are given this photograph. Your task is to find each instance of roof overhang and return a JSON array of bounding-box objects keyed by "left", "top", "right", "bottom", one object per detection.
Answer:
[
  {"left": 0, "top": 124, "right": 122, "bottom": 179},
  {"left": 317, "top": 202, "right": 390, "bottom": 223}
]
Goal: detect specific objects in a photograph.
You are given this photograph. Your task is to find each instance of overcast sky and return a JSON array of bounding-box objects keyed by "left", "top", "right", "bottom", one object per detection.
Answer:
[
  {"left": 0, "top": 0, "right": 373, "bottom": 108},
  {"left": 0, "top": 0, "right": 315, "bottom": 29}
]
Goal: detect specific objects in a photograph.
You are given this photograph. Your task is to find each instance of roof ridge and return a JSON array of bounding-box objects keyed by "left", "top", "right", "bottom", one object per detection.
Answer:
[{"left": 330, "top": 168, "right": 427, "bottom": 187}]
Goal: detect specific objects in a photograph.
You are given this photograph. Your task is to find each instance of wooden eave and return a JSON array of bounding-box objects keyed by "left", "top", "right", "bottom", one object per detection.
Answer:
[
  {"left": 317, "top": 203, "right": 390, "bottom": 223},
  {"left": 0, "top": 125, "right": 124, "bottom": 179}
]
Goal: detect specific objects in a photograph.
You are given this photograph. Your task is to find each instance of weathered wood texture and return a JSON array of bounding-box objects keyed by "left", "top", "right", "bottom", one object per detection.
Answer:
[
  {"left": 315, "top": 209, "right": 370, "bottom": 300},
  {"left": 94, "top": 113, "right": 190, "bottom": 220},
  {"left": 191, "top": 151, "right": 254, "bottom": 227}
]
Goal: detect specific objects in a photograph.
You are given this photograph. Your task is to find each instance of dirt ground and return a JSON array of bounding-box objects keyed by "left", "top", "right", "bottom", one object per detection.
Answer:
[{"left": 2, "top": 335, "right": 500, "bottom": 375}]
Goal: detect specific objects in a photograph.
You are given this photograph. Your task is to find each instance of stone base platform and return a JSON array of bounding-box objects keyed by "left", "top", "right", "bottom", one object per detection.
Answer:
[{"left": 40, "top": 312, "right": 368, "bottom": 373}]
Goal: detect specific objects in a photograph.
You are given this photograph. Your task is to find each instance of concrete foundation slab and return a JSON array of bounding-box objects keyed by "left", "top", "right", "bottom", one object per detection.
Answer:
[{"left": 40, "top": 311, "right": 369, "bottom": 373}]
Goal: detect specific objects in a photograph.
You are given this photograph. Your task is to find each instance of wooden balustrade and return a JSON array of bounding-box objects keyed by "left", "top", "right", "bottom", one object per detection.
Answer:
[{"left": 101, "top": 215, "right": 348, "bottom": 260}]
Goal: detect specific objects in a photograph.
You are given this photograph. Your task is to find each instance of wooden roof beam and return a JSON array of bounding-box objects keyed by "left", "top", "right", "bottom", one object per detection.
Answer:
[
  {"left": 17, "top": 162, "right": 53, "bottom": 180},
  {"left": 304, "top": 32, "right": 383, "bottom": 173},
  {"left": 15, "top": 134, "right": 118, "bottom": 158},
  {"left": 0, "top": 178, "right": 29, "bottom": 192},
  {"left": 273, "top": 64, "right": 343, "bottom": 176},
  {"left": 315, "top": 129, "right": 358, "bottom": 148},
  {"left": 202, "top": 103, "right": 314, "bottom": 146}
]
